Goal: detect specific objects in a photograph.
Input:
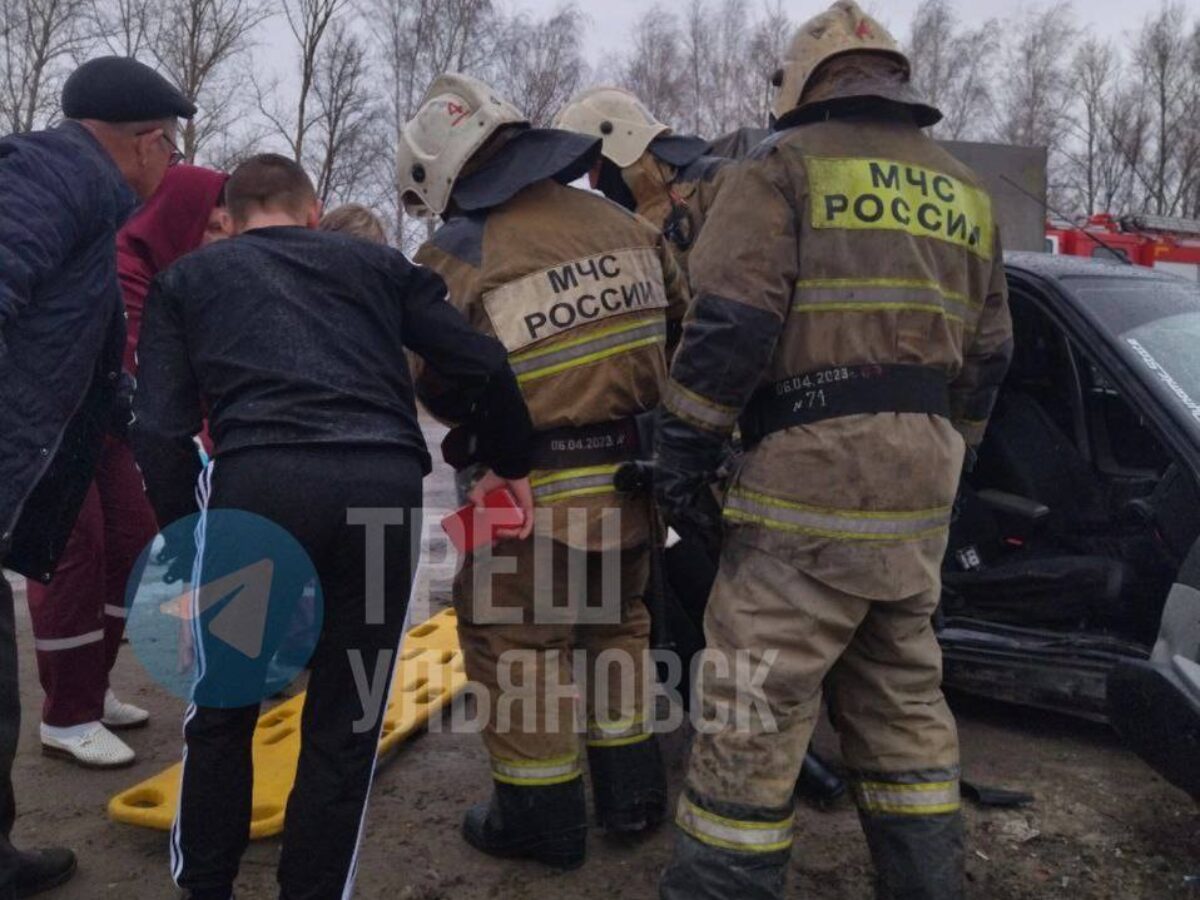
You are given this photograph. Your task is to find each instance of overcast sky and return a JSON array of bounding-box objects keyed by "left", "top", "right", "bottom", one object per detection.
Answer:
[
  {"left": 558, "top": 0, "right": 1156, "bottom": 70},
  {"left": 259, "top": 1, "right": 1159, "bottom": 78}
]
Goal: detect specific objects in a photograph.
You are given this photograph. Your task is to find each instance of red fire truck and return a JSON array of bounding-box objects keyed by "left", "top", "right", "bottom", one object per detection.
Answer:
[{"left": 1046, "top": 214, "right": 1200, "bottom": 282}]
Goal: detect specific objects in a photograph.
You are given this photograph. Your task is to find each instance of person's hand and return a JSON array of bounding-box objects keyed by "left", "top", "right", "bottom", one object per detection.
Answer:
[
  {"left": 470, "top": 469, "right": 535, "bottom": 540},
  {"left": 653, "top": 410, "right": 728, "bottom": 558},
  {"left": 654, "top": 465, "right": 723, "bottom": 558}
]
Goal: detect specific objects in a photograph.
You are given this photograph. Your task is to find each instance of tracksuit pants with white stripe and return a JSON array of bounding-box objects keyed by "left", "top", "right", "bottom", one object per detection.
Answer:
[
  {"left": 25, "top": 438, "right": 156, "bottom": 726},
  {"left": 173, "top": 447, "right": 422, "bottom": 900}
]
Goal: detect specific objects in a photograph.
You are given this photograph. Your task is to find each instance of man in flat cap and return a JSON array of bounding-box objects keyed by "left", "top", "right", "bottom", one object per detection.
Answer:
[{"left": 0, "top": 55, "right": 194, "bottom": 897}]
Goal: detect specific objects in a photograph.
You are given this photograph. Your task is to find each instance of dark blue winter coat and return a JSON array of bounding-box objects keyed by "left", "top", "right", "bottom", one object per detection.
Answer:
[{"left": 0, "top": 121, "right": 138, "bottom": 580}]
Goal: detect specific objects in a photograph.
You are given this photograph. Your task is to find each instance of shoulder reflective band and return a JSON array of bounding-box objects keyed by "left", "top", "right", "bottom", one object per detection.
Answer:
[
  {"left": 530, "top": 417, "right": 644, "bottom": 470},
  {"left": 740, "top": 363, "right": 950, "bottom": 447},
  {"left": 794, "top": 278, "right": 980, "bottom": 324},
  {"left": 587, "top": 713, "right": 652, "bottom": 748},
  {"left": 724, "top": 488, "right": 952, "bottom": 542},
  {"left": 853, "top": 778, "right": 961, "bottom": 816},
  {"left": 482, "top": 247, "right": 668, "bottom": 353},
  {"left": 805, "top": 157, "right": 994, "bottom": 259},
  {"left": 663, "top": 380, "right": 740, "bottom": 434},
  {"left": 490, "top": 752, "right": 581, "bottom": 787},
  {"left": 531, "top": 464, "right": 622, "bottom": 504},
  {"left": 509, "top": 315, "right": 665, "bottom": 385},
  {"left": 675, "top": 796, "right": 794, "bottom": 854}
]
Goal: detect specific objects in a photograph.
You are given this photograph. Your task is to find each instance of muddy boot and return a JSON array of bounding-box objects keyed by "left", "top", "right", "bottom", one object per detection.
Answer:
[
  {"left": 794, "top": 749, "right": 847, "bottom": 810},
  {"left": 14, "top": 848, "right": 76, "bottom": 898},
  {"left": 659, "top": 792, "right": 793, "bottom": 900},
  {"left": 588, "top": 737, "right": 667, "bottom": 835},
  {"left": 659, "top": 827, "right": 790, "bottom": 900},
  {"left": 859, "top": 809, "right": 964, "bottom": 899},
  {"left": 462, "top": 778, "right": 587, "bottom": 870}
]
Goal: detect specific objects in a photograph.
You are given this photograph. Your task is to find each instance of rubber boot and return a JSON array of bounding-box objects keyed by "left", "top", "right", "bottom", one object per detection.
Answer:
[
  {"left": 14, "top": 848, "right": 76, "bottom": 898},
  {"left": 794, "top": 749, "right": 847, "bottom": 810},
  {"left": 859, "top": 809, "right": 965, "bottom": 900},
  {"left": 462, "top": 777, "right": 587, "bottom": 870},
  {"left": 659, "top": 828, "right": 789, "bottom": 900},
  {"left": 588, "top": 737, "right": 667, "bottom": 835}
]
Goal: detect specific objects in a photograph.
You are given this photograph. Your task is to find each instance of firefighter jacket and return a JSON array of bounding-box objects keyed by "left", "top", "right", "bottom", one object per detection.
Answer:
[
  {"left": 416, "top": 177, "right": 688, "bottom": 551},
  {"left": 622, "top": 151, "right": 730, "bottom": 282},
  {"left": 660, "top": 112, "right": 1013, "bottom": 600}
]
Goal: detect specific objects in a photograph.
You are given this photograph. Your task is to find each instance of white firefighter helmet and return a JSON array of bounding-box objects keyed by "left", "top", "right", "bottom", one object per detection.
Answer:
[
  {"left": 770, "top": 0, "right": 911, "bottom": 122},
  {"left": 396, "top": 73, "right": 527, "bottom": 216},
  {"left": 553, "top": 87, "right": 669, "bottom": 169}
]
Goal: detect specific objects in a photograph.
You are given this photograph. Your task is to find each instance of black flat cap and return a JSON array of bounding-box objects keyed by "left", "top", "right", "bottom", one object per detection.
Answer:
[{"left": 63, "top": 57, "right": 196, "bottom": 122}]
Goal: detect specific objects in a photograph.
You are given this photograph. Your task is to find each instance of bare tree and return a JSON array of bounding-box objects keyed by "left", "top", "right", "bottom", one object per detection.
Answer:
[
  {"left": 744, "top": 1, "right": 791, "bottom": 128},
  {"left": 0, "top": 0, "right": 92, "bottom": 134},
  {"left": 620, "top": 0, "right": 789, "bottom": 135},
  {"left": 90, "top": 0, "right": 153, "bottom": 56},
  {"left": 681, "top": 0, "right": 709, "bottom": 135},
  {"left": 488, "top": 5, "right": 586, "bottom": 127},
  {"left": 620, "top": 7, "right": 687, "bottom": 128},
  {"left": 149, "top": 0, "right": 270, "bottom": 161},
  {"left": 1129, "top": 2, "right": 1197, "bottom": 215},
  {"left": 1188, "top": 20, "right": 1200, "bottom": 217},
  {"left": 1062, "top": 38, "right": 1131, "bottom": 213},
  {"left": 255, "top": 0, "right": 348, "bottom": 164},
  {"left": 907, "top": 0, "right": 998, "bottom": 141},
  {"left": 308, "top": 20, "right": 379, "bottom": 205},
  {"left": 992, "top": 5, "right": 1079, "bottom": 209},
  {"left": 995, "top": 5, "right": 1078, "bottom": 151},
  {"left": 368, "top": 0, "right": 493, "bottom": 132}
]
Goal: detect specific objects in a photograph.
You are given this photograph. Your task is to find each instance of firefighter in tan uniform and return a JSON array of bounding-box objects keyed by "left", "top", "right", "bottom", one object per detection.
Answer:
[
  {"left": 554, "top": 87, "right": 727, "bottom": 283},
  {"left": 655, "top": 4, "right": 1013, "bottom": 898},
  {"left": 396, "top": 73, "right": 688, "bottom": 870}
]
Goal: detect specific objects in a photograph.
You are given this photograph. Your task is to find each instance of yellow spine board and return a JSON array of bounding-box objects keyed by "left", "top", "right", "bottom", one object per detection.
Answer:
[{"left": 108, "top": 608, "right": 467, "bottom": 839}]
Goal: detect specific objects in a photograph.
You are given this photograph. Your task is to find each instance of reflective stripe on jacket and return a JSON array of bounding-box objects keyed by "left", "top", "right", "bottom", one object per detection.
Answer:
[
  {"left": 416, "top": 178, "right": 689, "bottom": 550},
  {"left": 662, "top": 114, "right": 1012, "bottom": 599}
]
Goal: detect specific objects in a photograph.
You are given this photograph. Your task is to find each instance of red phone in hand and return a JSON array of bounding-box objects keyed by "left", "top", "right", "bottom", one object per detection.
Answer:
[{"left": 441, "top": 487, "right": 527, "bottom": 553}]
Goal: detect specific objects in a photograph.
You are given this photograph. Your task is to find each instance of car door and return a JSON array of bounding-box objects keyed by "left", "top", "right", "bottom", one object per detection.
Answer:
[
  {"left": 1008, "top": 262, "right": 1200, "bottom": 800},
  {"left": 1108, "top": 543, "right": 1200, "bottom": 800}
]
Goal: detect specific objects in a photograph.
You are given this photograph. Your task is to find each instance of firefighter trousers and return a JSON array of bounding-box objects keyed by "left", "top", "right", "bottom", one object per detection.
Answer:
[
  {"left": 664, "top": 531, "right": 960, "bottom": 898},
  {"left": 454, "top": 536, "right": 653, "bottom": 788}
]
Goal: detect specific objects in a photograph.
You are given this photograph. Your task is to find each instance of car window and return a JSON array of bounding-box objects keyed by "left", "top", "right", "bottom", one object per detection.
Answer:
[{"left": 1063, "top": 276, "right": 1200, "bottom": 438}]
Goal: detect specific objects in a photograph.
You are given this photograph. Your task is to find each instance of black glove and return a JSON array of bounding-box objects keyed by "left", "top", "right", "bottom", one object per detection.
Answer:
[
  {"left": 655, "top": 464, "right": 723, "bottom": 557},
  {"left": 654, "top": 410, "right": 727, "bottom": 558},
  {"left": 109, "top": 372, "right": 136, "bottom": 438}
]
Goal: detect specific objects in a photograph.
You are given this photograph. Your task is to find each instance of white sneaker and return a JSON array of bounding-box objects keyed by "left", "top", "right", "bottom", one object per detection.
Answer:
[
  {"left": 41, "top": 722, "right": 135, "bottom": 768},
  {"left": 102, "top": 689, "right": 150, "bottom": 729}
]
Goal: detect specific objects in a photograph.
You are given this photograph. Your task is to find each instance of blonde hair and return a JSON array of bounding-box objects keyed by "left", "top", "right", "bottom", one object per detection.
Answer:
[{"left": 319, "top": 203, "right": 388, "bottom": 244}]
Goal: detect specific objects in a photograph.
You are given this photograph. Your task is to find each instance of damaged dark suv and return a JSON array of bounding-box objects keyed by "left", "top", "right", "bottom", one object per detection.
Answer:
[
  {"left": 939, "top": 253, "right": 1200, "bottom": 800},
  {"left": 652, "top": 252, "right": 1200, "bottom": 804}
]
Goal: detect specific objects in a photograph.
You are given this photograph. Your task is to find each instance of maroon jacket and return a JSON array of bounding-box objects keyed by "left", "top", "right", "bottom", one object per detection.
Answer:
[{"left": 116, "top": 165, "right": 227, "bottom": 374}]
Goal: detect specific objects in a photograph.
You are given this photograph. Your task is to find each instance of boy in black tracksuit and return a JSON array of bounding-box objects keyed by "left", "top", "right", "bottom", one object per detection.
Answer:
[{"left": 131, "top": 154, "right": 535, "bottom": 900}]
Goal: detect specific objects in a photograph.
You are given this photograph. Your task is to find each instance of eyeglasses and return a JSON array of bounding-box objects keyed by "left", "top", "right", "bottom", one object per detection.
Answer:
[
  {"left": 160, "top": 131, "right": 184, "bottom": 167},
  {"left": 136, "top": 127, "right": 184, "bottom": 166}
]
